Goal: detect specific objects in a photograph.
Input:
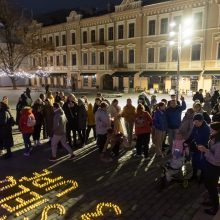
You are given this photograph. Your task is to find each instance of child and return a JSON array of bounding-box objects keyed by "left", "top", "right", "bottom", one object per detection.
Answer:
[
  {"left": 19, "top": 107, "right": 36, "bottom": 156},
  {"left": 100, "top": 128, "right": 128, "bottom": 162}
]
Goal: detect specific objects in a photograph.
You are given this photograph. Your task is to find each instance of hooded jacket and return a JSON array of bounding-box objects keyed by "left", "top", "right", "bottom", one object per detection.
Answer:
[
  {"left": 95, "top": 108, "right": 111, "bottom": 135},
  {"left": 19, "top": 107, "right": 35, "bottom": 134},
  {"left": 53, "top": 108, "right": 67, "bottom": 135}
]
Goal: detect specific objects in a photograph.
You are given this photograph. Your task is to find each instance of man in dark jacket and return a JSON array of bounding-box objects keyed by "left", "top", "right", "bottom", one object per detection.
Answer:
[
  {"left": 166, "top": 95, "right": 186, "bottom": 151},
  {"left": 63, "top": 94, "right": 78, "bottom": 147},
  {"left": 186, "top": 113, "right": 210, "bottom": 180},
  {"left": 193, "top": 89, "right": 204, "bottom": 103}
]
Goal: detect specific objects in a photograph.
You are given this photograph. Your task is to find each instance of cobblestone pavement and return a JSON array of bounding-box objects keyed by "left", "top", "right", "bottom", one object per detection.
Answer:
[{"left": 0, "top": 88, "right": 219, "bottom": 220}]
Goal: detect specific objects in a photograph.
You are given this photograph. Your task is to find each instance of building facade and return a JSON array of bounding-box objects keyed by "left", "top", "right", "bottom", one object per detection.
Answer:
[{"left": 29, "top": 0, "right": 220, "bottom": 94}]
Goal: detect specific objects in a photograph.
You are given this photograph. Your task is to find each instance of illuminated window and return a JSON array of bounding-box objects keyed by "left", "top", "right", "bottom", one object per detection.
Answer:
[
  {"left": 160, "top": 18, "right": 168, "bottom": 34},
  {"left": 83, "top": 76, "right": 88, "bottom": 87},
  {"left": 191, "top": 44, "right": 201, "bottom": 61}
]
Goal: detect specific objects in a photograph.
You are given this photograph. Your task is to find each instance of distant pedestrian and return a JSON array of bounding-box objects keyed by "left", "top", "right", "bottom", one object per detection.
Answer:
[
  {"left": 193, "top": 89, "right": 204, "bottom": 103},
  {"left": 203, "top": 92, "right": 212, "bottom": 115}
]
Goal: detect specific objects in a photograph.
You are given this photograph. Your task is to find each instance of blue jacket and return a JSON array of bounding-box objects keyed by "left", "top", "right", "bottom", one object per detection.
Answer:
[
  {"left": 153, "top": 109, "right": 167, "bottom": 131},
  {"left": 166, "top": 101, "right": 186, "bottom": 129},
  {"left": 188, "top": 121, "right": 210, "bottom": 146}
]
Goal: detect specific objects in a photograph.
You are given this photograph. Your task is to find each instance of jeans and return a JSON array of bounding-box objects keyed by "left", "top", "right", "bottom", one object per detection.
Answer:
[
  {"left": 33, "top": 124, "right": 42, "bottom": 141},
  {"left": 125, "top": 121, "right": 134, "bottom": 144},
  {"left": 51, "top": 134, "right": 73, "bottom": 158},
  {"left": 135, "top": 133, "right": 150, "bottom": 157},
  {"left": 22, "top": 133, "right": 32, "bottom": 153},
  {"left": 66, "top": 123, "right": 77, "bottom": 147},
  {"left": 154, "top": 129, "right": 166, "bottom": 155}
]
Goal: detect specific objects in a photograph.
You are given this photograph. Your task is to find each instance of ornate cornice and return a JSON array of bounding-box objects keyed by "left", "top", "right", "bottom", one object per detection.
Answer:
[{"left": 115, "top": 0, "right": 142, "bottom": 12}]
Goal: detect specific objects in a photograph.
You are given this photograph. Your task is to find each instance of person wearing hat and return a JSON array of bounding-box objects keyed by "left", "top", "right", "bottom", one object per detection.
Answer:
[
  {"left": 198, "top": 122, "right": 220, "bottom": 215},
  {"left": 185, "top": 113, "right": 210, "bottom": 181},
  {"left": 49, "top": 102, "right": 75, "bottom": 161}
]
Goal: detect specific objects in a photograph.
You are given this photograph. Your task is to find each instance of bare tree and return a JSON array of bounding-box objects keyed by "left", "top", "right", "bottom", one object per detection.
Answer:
[{"left": 0, "top": 0, "right": 53, "bottom": 89}]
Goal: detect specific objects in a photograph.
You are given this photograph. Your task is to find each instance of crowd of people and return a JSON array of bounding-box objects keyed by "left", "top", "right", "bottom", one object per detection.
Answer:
[{"left": 0, "top": 87, "right": 220, "bottom": 215}]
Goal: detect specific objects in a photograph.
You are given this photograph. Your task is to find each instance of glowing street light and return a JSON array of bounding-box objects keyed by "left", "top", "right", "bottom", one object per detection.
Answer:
[{"left": 169, "top": 17, "right": 193, "bottom": 100}]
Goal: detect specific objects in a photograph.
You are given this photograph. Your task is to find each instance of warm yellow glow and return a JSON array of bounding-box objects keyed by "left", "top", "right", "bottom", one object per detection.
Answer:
[
  {"left": 41, "top": 204, "right": 66, "bottom": 220},
  {"left": 0, "top": 176, "right": 17, "bottom": 192},
  {"left": 81, "top": 202, "right": 122, "bottom": 220}
]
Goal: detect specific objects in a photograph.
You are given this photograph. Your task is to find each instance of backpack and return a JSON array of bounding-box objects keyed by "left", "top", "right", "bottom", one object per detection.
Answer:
[{"left": 27, "top": 115, "right": 36, "bottom": 127}]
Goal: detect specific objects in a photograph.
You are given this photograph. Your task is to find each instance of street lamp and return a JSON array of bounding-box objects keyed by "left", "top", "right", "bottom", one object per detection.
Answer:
[{"left": 169, "top": 18, "right": 193, "bottom": 100}]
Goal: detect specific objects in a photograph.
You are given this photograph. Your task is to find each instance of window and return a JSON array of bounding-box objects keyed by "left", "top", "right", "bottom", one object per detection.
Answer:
[
  {"left": 99, "top": 28, "right": 104, "bottom": 43},
  {"left": 173, "top": 16, "right": 182, "bottom": 32},
  {"left": 92, "top": 75, "right": 96, "bottom": 87},
  {"left": 56, "top": 55, "right": 60, "bottom": 66},
  {"left": 191, "top": 44, "right": 201, "bottom": 61},
  {"left": 194, "top": 12, "right": 203, "bottom": 29},
  {"left": 172, "top": 48, "right": 178, "bottom": 62},
  {"left": 160, "top": 18, "right": 168, "bottom": 34},
  {"left": 43, "top": 37, "right": 47, "bottom": 43},
  {"left": 83, "top": 53, "right": 88, "bottom": 65},
  {"left": 72, "top": 54, "right": 77, "bottom": 65},
  {"left": 148, "top": 48, "right": 154, "bottom": 63},
  {"left": 148, "top": 20, "right": 156, "bottom": 35},
  {"left": 71, "top": 33, "right": 76, "bottom": 45},
  {"left": 108, "top": 27, "right": 114, "bottom": 40},
  {"left": 62, "top": 34, "right": 66, "bottom": 46},
  {"left": 100, "top": 52, "right": 104, "bottom": 65},
  {"left": 83, "top": 31, "right": 87, "bottom": 44},
  {"left": 118, "top": 25, "right": 124, "bottom": 39},
  {"left": 83, "top": 76, "right": 88, "bottom": 87},
  {"left": 55, "top": 36, "right": 59, "bottom": 47},
  {"left": 159, "top": 47, "right": 167, "bottom": 62},
  {"left": 44, "top": 57, "right": 47, "bottom": 66},
  {"left": 217, "top": 43, "right": 220, "bottom": 60},
  {"left": 91, "top": 52, "right": 96, "bottom": 65},
  {"left": 108, "top": 51, "right": 113, "bottom": 65},
  {"left": 49, "top": 36, "right": 53, "bottom": 45},
  {"left": 91, "top": 30, "right": 96, "bottom": 43},
  {"left": 50, "top": 56, "right": 53, "bottom": 65},
  {"left": 118, "top": 50, "right": 123, "bottom": 66},
  {"left": 63, "top": 55, "right": 67, "bottom": 66},
  {"left": 128, "top": 23, "right": 135, "bottom": 38},
  {"left": 128, "top": 49, "right": 134, "bottom": 63}
]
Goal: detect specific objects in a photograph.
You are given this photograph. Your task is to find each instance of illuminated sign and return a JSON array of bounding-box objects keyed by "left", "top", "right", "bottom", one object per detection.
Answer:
[{"left": 0, "top": 169, "right": 122, "bottom": 219}]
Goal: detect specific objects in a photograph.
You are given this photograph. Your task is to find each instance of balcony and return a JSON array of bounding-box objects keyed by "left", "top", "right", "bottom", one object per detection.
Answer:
[{"left": 92, "top": 41, "right": 106, "bottom": 47}]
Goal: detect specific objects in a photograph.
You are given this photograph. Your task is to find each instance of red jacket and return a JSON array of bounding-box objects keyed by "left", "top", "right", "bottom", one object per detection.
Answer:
[
  {"left": 19, "top": 107, "right": 35, "bottom": 134},
  {"left": 135, "top": 110, "right": 152, "bottom": 135}
]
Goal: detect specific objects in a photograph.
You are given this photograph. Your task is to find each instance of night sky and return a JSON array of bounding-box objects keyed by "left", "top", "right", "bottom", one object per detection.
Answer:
[{"left": 16, "top": 0, "right": 121, "bottom": 13}]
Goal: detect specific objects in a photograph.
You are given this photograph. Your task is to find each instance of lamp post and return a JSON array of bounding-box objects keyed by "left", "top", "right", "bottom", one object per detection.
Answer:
[{"left": 169, "top": 18, "right": 193, "bottom": 100}]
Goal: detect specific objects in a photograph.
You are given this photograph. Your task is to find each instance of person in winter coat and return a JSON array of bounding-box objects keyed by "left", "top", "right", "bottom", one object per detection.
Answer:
[
  {"left": 46, "top": 91, "right": 54, "bottom": 106},
  {"left": 198, "top": 122, "right": 220, "bottom": 216},
  {"left": 95, "top": 102, "right": 111, "bottom": 152},
  {"left": 49, "top": 103, "right": 75, "bottom": 161},
  {"left": 0, "top": 102, "right": 15, "bottom": 159},
  {"left": 32, "top": 98, "right": 44, "bottom": 146},
  {"left": 134, "top": 103, "right": 152, "bottom": 158},
  {"left": 19, "top": 107, "right": 36, "bottom": 156},
  {"left": 166, "top": 96, "right": 186, "bottom": 150},
  {"left": 211, "top": 90, "right": 220, "bottom": 109},
  {"left": 152, "top": 102, "right": 167, "bottom": 157},
  {"left": 86, "top": 103, "right": 96, "bottom": 144},
  {"left": 93, "top": 97, "right": 102, "bottom": 114},
  {"left": 43, "top": 99, "right": 54, "bottom": 140},
  {"left": 121, "top": 98, "right": 136, "bottom": 146},
  {"left": 63, "top": 94, "right": 78, "bottom": 147},
  {"left": 108, "top": 99, "right": 124, "bottom": 134},
  {"left": 185, "top": 113, "right": 210, "bottom": 181},
  {"left": 138, "top": 97, "right": 151, "bottom": 114},
  {"left": 211, "top": 98, "right": 220, "bottom": 115},
  {"left": 193, "top": 89, "right": 204, "bottom": 103},
  {"left": 193, "top": 102, "right": 211, "bottom": 124},
  {"left": 77, "top": 98, "right": 88, "bottom": 146},
  {"left": 179, "top": 108, "right": 194, "bottom": 140},
  {"left": 203, "top": 92, "right": 212, "bottom": 115}
]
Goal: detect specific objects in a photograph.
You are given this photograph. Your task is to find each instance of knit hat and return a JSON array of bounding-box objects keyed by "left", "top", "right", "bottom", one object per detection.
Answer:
[
  {"left": 193, "top": 113, "right": 204, "bottom": 121},
  {"left": 210, "top": 122, "right": 220, "bottom": 131}
]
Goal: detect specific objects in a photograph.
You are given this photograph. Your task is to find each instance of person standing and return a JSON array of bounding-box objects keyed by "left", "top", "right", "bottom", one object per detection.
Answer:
[
  {"left": 166, "top": 95, "right": 186, "bottom": 151},
  {"left": 86, "top": 103, "right": 96, "bottom": 144},
  {"left": 49, "top": 103, "right": 75, "bottom": 161},
  {"left": 95, "top": 102, "right": 111, "bottom": 153},
  {"left": 0, "top": 102, "right": 15, "bottom": 159},
  {"left": 193, "top": 89, "right": 204, "bottom": 103},
  {"left": 134, "top": 103, "right": 152, "bottom": 158},
  {"left": 121, "top": 98, "right": 136, "bottom": 146},
  {"left": 198, "top": 122, "right": 220, "bottom": 216},
  {"left": 19, "top": 107, "right": 36, "bottom": 156},
  {"left": 203, "top": 92, "right": 212, "bottom": 115},
  {"left": 152, "top": 102, "right": 167, "bottom": 157}
]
